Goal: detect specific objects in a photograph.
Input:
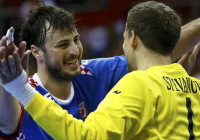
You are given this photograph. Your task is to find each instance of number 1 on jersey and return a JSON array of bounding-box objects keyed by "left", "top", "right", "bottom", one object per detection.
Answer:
[{"left": 186, "top": 97, "right": 194, "bottom": 140}]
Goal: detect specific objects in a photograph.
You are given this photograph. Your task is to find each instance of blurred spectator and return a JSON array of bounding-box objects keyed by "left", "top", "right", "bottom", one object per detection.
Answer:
[
  {"left": 0, "top": 0, "right": 200, "bottom": 78},
  {"left": 87, "top": 26, "right": 108, "bottom": 58},
  {"left": 20, "top": 0, "right": 56, "bottom": 19}
]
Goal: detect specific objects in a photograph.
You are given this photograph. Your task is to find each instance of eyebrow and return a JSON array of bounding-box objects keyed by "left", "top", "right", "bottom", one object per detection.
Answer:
[{"left": 56, "top": 34, "right": 80, "bottom": 44}]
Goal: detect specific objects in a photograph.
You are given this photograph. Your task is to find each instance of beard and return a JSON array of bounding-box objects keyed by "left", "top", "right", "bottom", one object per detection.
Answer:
[{"left": 44, "top": 53, "right": 81, "bottom": 82}]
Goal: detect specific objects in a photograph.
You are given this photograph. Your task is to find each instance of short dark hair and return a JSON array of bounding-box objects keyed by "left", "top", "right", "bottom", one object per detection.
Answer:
[
  {"left": 126, "top": 1, "right": 181, "bottom": 55},
  {"left": 20, "top": 5, "right": 75, "bottom": 66}
]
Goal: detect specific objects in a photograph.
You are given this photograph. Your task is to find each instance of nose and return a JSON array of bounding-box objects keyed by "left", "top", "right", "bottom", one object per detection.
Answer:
[{"left": 68, "top": 42, "right": 79, "bottom": 56}]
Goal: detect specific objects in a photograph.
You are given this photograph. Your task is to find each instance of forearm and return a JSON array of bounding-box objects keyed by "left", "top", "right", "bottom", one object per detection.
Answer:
[
  {"left": 172, "top": 18, "right": 200, "bottom": 61},
  {"left": 0, "top": 86, "right": 21, "bottom": 134},
  {"left": 25, "top": 92, "right": 96, "bottom": 140}
]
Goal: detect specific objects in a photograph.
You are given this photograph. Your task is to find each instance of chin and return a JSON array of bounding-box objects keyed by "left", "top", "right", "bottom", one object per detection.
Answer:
[
  {"left": 68, "top": 69, "right": 81, "bottom": 77},
  {"left": 48, "top": 67, "right": 81, "bottom": 82},
  {"left": 128, "top": 65, "right": 135, "bottom": 72},
  {"left": 73, "top": 71, "right": 81, "bottom": 77}
]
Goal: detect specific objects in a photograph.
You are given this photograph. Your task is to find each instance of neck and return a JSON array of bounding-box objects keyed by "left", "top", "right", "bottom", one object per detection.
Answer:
[
  {"left": 37, "top": 69, "right": 72, "bottom": 100},
  {"left": 136, "top": 52, "right": 172, "bottom": 71}
]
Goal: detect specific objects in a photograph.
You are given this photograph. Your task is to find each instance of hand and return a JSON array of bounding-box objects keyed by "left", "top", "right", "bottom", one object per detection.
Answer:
[
  {"left": 0, "top": 51, "right": 35, "bottom": 108},
  {"left": 0, "top": 51, "right": 22, "bottom": 85},
  {"left": 178, "top": 42, "right": 200, "bottom": 74},
  {"left": 0, "top": 27, "right": 31, "bottom": 72},
  {"left": 0, "top": 27, "right": 16, "bottom": 59}
]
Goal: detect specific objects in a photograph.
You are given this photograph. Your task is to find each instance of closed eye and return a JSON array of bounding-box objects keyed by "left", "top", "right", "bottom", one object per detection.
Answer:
[
  {"left": 74, "top": 36, "right": 80, "bottom": 44},
  {"left": 74, "top": 38, "right": 79, "bottom": 42},
  {"left": 56, "top": 43, "right": 69, "bottom": 49}
]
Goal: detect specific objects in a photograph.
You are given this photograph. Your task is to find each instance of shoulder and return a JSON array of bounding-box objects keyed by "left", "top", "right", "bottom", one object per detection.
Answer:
[{"left": 114, "top": 71, "right": 147, "bottom": 91}]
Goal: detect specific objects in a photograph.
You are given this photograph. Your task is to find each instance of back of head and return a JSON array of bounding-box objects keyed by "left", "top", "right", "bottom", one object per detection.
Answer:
[
  {"left": 20, "top": 5, "right": 75, "bottom": 69},
  {"left": 126, "top": 1, "right": 181, "bottom": 55}
]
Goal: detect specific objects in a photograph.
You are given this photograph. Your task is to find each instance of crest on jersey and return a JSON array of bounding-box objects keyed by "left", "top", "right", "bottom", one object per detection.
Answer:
[
  {"left": 78, "top": 101, "right": 88, "bottom": 119},
  {"left": 15, "top": 131, "right": 26, "bottom": 140},
  {"left": 28, "top": 75, "right": 38, "bottom": 88}
]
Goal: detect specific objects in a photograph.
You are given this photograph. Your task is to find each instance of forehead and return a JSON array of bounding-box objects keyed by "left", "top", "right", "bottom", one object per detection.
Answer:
[
  {"left": 46, "top": 28, "right": 78, "bottom": 40},
  {"left": 45, "top": 21, "right": 78, "bottom": 40}
]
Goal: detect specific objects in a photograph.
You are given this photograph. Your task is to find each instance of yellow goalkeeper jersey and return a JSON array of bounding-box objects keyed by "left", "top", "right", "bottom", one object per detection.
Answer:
[{"left": 26, "top": 63, "right": 200, "bottom": 140}]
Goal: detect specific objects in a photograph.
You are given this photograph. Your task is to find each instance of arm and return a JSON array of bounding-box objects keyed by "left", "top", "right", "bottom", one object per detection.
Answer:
[
  {"left": 0, "top": 28, "right": 30, "bottom": 135},
  {"left": 24, "top": 76, "right": 151, "bottom": 140},
  {"left": 172, "top": 18, "right": 200, "bottom": 61},
  {"left": 0, "top": 30, "right": 22, "bottom": 135},
  {"left": 0, "top": 86, "right": 21, "bottom": 135},
  {"left": 0, "top": 52, "right": 151, "bottom": 140}
]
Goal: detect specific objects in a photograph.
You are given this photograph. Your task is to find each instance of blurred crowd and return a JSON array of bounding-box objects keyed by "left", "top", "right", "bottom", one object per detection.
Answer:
[{"left": 0, "top": 0, "right": 200, "bottom": 77}]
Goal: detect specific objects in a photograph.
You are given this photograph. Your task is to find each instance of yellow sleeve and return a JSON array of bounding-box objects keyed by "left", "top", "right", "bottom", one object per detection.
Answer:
[
  {"left": 25, "top": 92, "right": 97, "bottom": 140},
  {"left": 86, "top": 74, "right": 154, "bottom": 139},
  {"left": 25, "top": 74, "right": 154, "bottom": 140}
]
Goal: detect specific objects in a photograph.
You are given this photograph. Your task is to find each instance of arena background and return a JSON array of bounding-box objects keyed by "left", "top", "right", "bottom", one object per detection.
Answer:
[{"left": 0, "top": 0, "right": 200, "bottom": 77}]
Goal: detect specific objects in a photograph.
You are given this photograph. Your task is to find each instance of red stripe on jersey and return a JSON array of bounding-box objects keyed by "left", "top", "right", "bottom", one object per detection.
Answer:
[{"left": 0, "top": 104, "right": 25, "bottom": 140}]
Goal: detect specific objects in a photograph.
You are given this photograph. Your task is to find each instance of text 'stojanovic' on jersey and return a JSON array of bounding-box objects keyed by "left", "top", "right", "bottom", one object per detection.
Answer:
[{"left": 25, "top": 63, "right": 200, "bottom": 140}]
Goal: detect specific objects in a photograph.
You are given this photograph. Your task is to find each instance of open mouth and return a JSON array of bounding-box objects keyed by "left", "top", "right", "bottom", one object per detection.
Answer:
[{"left": 64, "top": 59, "right": 78, "bottom": 66}]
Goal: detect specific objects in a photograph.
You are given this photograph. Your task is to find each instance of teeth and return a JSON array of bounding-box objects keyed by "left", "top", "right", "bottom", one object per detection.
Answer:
[{"left": 66, "top": 60, "right": 77, "bottom": 64}]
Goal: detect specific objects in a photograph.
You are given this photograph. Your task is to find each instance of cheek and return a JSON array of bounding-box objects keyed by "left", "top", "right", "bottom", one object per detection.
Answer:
[
  {"left": 122, "top": 43, "right": 128, "bottom": 54},
  {"left": 78, "top": 46, "right": 83, "bottom": 53},
  {"left": 49, "top": 51, "right": 63, "bottom": 63},
  {"left": 122, "top": 43, "right": 126, "bottom": 52},
  {"left": 122, "top": 43, "right": 125, "bottom": 49},
  {"left": 77, "top": 45, "right": 83, "bottom": 58}
]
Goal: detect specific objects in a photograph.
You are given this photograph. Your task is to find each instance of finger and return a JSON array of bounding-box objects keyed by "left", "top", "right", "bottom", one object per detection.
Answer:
[
  {"left": 8, "top": 55, "right": 16, "bottom": 76},
  {"left": 1, "top": 59, "right": 11, "bottom": 78},
  {"left": 22, "top": 50, "right": 31, "bottom": 72},
  {"left": 0, "top": 65, "right": 6, "bottom": 84},
  {"left": 0, "top": 36, "right": 8, "bottom": 47},
  {"left": 6, "top": 27, "right": 14, "bottom": 45},
  {"left": 178, "top": 51, "right": 192, "bottom": 64},
  {"left": 17, "top": 41, "right": 26, "bottom": 61},
  {"left": 13, "top": 51, "right": 22, "bottom": 74},
  {"left": 6, "top": 27, "right": 17, "bottom": 56},
  {"left": 0, "top": 47, "right": 5, "bottom": 59},
  {"left": 189, "top": 42, "right": 200, "bottom": 61},
  {"left": 178, "top": 43, "right": 200, "bottom": 75}
]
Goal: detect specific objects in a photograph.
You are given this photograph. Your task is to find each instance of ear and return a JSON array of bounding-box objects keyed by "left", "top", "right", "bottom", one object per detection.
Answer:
[
  {"left": 131, "top": 30, "right": 138, "bottom": 49},
  {"left": 31, "top": 45, "right": 42, "bottom": 60}
]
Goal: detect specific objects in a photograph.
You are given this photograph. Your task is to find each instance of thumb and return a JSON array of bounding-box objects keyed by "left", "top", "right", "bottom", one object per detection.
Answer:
[{"left": 22, "top": 50, "right": 31, "bottom": 73}]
